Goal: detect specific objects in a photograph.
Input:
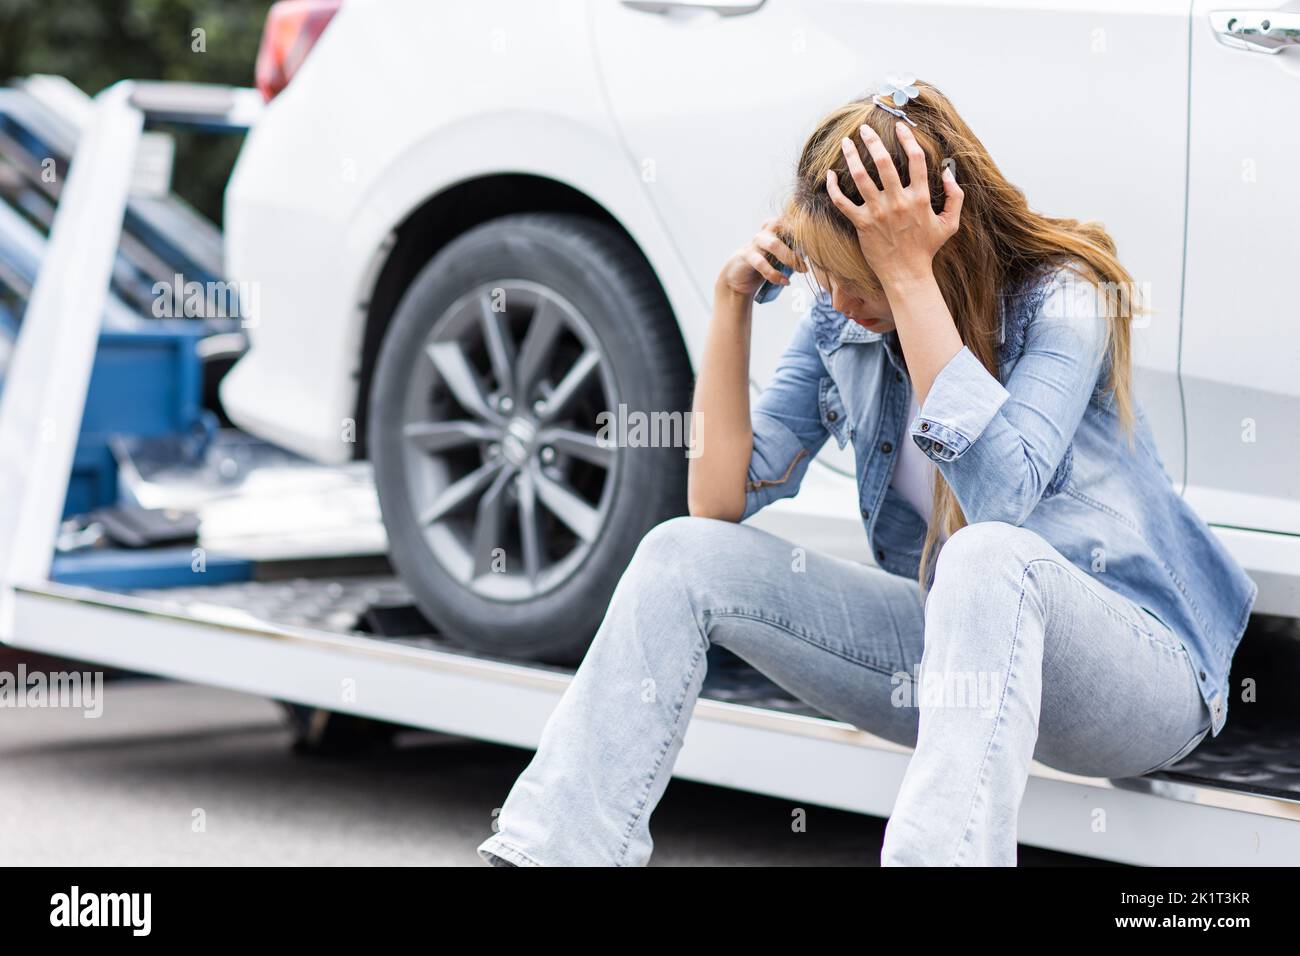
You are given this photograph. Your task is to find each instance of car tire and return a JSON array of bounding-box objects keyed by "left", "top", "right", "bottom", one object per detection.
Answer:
[{"left": 368, "top": 213, "right": 693, "bottom": 662}]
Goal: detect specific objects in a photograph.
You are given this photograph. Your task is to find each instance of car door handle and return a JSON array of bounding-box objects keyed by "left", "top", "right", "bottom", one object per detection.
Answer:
[
  {"left": 621, "top": 0, "right": 766, "bottom": 16},
  {"left": 1210, "top": 10, "right": 1300, "bottom": 53}
]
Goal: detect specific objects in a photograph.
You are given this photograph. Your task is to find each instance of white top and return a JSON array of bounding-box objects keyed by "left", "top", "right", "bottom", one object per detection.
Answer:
[{"left": 892, "top": 391, "right": 949, "bottom": 542}]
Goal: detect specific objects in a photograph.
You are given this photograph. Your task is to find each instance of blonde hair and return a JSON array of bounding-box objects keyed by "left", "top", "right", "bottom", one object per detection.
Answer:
[{"left": 784, "top": 81, "right": 1138, "bottom": 590}]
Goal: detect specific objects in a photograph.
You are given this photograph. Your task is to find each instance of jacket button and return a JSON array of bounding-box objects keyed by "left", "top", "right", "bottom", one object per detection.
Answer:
[
  {"left": 1199, "top": 670, "right": 1207, "bottom": 681},
  {"left": 919, "top": 422, "right": 930, "bottom": 432},
  {"left": 827, "top": 409, "right": 838, "bottom": 422},
  {"left": 880, "top": 442, "right": 893, "bottom": 454},
  {"left": 860, "top": 507, "right": 870, "bottom": 519},
  {"left": 875, "top": 548, "right": 886, "bottom": 562}
]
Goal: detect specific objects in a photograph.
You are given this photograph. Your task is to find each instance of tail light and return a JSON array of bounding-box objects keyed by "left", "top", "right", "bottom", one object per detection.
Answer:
[{"left": 255, "top": 0, "right": 343, "bottom": 102}]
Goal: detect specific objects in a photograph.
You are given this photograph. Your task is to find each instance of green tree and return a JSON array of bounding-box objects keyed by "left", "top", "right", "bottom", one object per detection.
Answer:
[{"left": 0, "top": 0, "right": 274, "bottom": 222}]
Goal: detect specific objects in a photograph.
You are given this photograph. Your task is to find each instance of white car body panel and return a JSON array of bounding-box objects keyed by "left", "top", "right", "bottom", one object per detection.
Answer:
[
  {"left": 1181, "top": 0, "right": 1300, "bottom": 536},
  {"left": 592, "top": 0, "right": 1191, "bottom": 525},
  {"left": 222, "top": 0, "right": 1300, "bottom": 615},
  {"left": 222, "top": 0, "right": 711, "bottom": 463}
]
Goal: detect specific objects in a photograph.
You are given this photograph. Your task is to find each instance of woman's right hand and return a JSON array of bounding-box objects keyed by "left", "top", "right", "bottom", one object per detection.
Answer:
[
  {"left": 716, "top": 219, "right": 805, "bottom": 298},
  {"left": 692, "top": 222, "right": 802, "bottom": 520}
]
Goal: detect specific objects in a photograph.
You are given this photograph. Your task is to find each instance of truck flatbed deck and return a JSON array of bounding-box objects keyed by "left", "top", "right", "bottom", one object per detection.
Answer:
[{"left": 9, "top": 559, "right": 1298, "bottom": 866}]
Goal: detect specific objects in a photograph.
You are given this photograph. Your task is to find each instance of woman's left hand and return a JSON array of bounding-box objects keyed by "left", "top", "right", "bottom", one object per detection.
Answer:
[{"left": 826, "top": 122, "right": 963, "bottom": 288}]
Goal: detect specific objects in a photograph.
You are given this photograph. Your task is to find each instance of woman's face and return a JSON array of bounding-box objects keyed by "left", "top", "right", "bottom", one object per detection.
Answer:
[{"left": 819, "top": 269, "right": 896, "bottom": 333}]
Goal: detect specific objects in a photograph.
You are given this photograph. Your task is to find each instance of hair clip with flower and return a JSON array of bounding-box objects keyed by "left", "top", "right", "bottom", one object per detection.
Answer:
[{"left": 872, "top": 73, "right": 919, "bottom": 127}]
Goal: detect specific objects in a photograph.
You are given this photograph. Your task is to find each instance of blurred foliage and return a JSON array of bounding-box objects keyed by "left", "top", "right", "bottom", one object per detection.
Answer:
[{"left": 0, "top": 0, "right": 275, "bottom": 223}]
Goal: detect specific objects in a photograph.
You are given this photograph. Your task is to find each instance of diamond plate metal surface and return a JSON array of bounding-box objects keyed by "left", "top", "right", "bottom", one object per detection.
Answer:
[{"left": 127, "top": 576, "right": 1300, "bottom": 801}]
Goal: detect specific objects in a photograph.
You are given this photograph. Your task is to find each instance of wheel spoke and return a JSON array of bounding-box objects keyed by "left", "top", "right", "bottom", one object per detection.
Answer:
[
  {"left": 532, "top": 466, "right": 600, "bottom": 542},
  {"left": 539, "top": 426, "right": 616, "bottom": 469},
  {"left": 403, "top": 419, "right": 501, "bottom": 453},
  {"left": 471, "top": 467, "right": 514, "bottom": 578},
  {"left": 514, "top": 298, "right": 563, "bottom": 400},
  {"left": 479, "top": 292, "right": 517, "bottom": 400},
  {"left": 407, "top": 282, "right": 618, "bottom": 600},
  {"left": 426, "top": 340, "right": 498, "bottom": 422},
  {"left": 537, "top": 349, "right": 599, "bottom": 421},
  {"left": 517, "top": 470, "right": 544, "bottom": 586},
  {"left": 418, "top": 459, "right": 505, "bottom": 526}
]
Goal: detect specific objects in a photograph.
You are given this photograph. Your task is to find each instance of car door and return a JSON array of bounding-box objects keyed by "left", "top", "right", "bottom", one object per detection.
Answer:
[
  {"left": 1180, "top": 2, "right": 1300, "bottom": 535},
  {"left": 591, "top": 0, "right": 1194, "bottom": 507}
]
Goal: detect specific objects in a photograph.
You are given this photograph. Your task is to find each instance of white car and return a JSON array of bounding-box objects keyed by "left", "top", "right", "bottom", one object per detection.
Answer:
[{"left": 222, "top": 0, "right": 1300, "bottom": 660}]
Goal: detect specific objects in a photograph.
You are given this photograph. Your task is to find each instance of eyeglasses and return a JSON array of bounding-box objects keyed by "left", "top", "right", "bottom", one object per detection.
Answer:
[{"left": 801, "top": 258, "right": 832, "bottom": 304}]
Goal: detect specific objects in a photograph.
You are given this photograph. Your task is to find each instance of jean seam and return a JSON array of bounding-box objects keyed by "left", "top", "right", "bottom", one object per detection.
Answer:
[
  {"left": 1036, "top": 559, "right": 1209, "bottom": 774},
  {"left": 950, "top": 558, "right": 1034, "bottom": 866},
  {"left": 613, "top": 637, "right": 707, "bottom": 867},
  {"left": 882, "top": 589, "right": 913, "bottom": 676},
  {"left": 703, "top": 607, "right": 905, "bottom": 676},
  {"left": 1034, "top": 559, "right": 1185, "bottom": 660},
  {"left": 1063, "top": 486, "right": 1211, "bottom": 637},
  {"left": 950, "top": 555, "right": 1195, "bottom": 861},
  {"left": 479, "top": 836, "right": 543, "bottom": 868},
  {"left": 1132, "top": 721, "right": 1212, "bottom": 778}
]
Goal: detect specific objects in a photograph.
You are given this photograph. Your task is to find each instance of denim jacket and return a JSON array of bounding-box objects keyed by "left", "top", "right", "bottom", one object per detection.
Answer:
[{"left": 740, "top": 264, "right": 1257, "bottom": 736}]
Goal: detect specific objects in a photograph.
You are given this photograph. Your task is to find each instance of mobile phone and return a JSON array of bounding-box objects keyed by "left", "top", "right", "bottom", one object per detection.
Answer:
[
  {"left": 754, "top": 259, "right": 794, "bottom": 304},
  {"left": 753, "top": 233, "right": 797, "bottom": 304}
]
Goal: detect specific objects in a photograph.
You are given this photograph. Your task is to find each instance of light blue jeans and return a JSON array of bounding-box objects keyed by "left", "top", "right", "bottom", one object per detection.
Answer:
[{"left": 477, "top": 517, "right": 1212, "bottom": 866}]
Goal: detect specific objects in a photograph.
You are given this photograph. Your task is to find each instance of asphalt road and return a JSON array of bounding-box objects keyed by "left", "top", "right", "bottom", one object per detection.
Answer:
[{"left": 0, "top": 678, "right": 1103, "bottom": 866}]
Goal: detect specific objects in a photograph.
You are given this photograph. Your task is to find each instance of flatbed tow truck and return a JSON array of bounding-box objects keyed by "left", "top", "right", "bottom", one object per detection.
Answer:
[{"left": 2, "top": 81, "right": 1298, "bottom": 866}]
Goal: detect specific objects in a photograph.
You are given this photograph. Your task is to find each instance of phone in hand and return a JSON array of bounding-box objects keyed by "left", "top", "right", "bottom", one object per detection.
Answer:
[
  {"left": 753, "top": 232, "right": 798, "bottom": 304},
  {"left": 754, "top": 259, "right": 794, "bottom": 304}
]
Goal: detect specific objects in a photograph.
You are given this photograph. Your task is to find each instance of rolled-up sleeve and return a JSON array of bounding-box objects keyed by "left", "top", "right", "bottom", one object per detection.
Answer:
[
  {"left": 909, "top": 345, "right": 1009, "bottom": 462},
  {"left": 740, "top": 313, "right": 830, "bottom": 522},
  {"left": 910, "top": 267, "right": 1109, "bottom": 525}
]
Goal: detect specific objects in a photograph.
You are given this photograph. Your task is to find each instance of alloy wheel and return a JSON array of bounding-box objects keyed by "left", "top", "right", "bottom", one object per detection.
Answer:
[{"left": 398, "top": 280, "right": 619, "bottom": 601}]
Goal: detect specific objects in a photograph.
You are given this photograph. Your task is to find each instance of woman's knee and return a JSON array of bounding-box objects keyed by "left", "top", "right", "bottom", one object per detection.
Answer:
[
  {"left": 925, "top": 521, "right": 1060, "bottom": 647},
  {"left": 633, "top": 515, "right": 742, "bottom": 564},
  {"left": 623, "top": 515, "right": 745, "bottom": 592},
  {"left": 920, "top": 523, "right": 1060, "bottom": 680},
  {"left": 932, "top": 521, "right": 1052, "bottom": 591},
  {"left": 601, "top": 516, "right": 748, "bottom": 656}
]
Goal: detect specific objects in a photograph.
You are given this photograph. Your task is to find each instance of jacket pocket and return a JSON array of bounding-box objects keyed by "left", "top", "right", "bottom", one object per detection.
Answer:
[{"left": 818, "top": 378, "right": 851, "bottom": 449}]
